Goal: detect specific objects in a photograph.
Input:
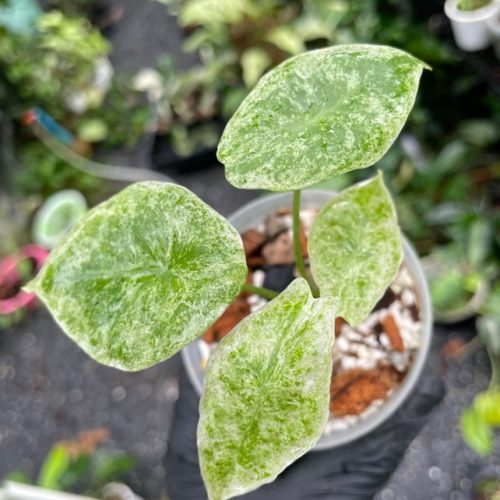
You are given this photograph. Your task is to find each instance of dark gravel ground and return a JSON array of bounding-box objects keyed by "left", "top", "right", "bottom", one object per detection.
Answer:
[
  {"left": 0, "top": 310, "right": 181, "bottom": 498},
  {"left": 1, "top": 1, "right": 499, "bottom": 499},
  {"left": 375, "top": 325, "right": 500, "bottom": 500}
]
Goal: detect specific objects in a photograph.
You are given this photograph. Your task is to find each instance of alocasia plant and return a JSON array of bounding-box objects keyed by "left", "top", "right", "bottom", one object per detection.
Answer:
[{"left": 27, "top": 45, "right": 427, "bottom": 499}]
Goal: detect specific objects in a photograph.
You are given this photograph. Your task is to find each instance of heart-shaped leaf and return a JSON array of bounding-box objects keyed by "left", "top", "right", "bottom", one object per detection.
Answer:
[
  {"left": 26, "top": 182, "right": 247, "bottom": 371},
  {"left": 198, "top": 278, "right": 336, "bottom": 500},
  {"left": 309, "top": 173, "right": 402, "bottom": 325},
  {"left": 218, "top": 44, "right": 427, "bottom": 191}
]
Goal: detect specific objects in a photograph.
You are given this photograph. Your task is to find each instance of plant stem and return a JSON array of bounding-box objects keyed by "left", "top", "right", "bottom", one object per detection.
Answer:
[
  {"left": 293, "top": 190, "right": 308, "bottom": 280},
  {"left": 241, "top": 284, "right": 279, "bottom": 300},
  {"left": 292, "top": 190, "right": 320, "bottom": 297}
]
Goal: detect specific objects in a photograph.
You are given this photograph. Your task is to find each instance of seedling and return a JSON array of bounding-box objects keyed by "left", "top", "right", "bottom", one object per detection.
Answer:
[{"left": 27, "top": 45, "right": 427, "bottom": 499}]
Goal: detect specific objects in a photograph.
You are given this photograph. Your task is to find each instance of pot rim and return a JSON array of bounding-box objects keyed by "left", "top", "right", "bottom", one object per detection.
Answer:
[
  {"left": 445, "top": 0, "right": 500, "bottom": 22},
  {"left": 486, "top": 11, "right": 500, "bottom": 30},
  {"left": 182, "top": 189, "right": 433, "bottom": 450}
]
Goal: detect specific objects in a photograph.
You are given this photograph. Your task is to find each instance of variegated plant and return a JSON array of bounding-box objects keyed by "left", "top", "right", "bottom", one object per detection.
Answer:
[{"left": 26, "top": 45, "right": 428, "bottom": 499}]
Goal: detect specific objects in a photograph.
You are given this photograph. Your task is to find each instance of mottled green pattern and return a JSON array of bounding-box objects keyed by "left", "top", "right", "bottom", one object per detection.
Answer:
[
  {"left": 217, "top": 45, "right": 426, "bottom": 191},
  {"left": 198, "top": 278, "right": 336, "bottom": 500},
  {"left": 26, "top": 182, "right": 247, "bottom": 371},
  {"left": 309, "top": 173, "right": 402, "bottom": 326}
]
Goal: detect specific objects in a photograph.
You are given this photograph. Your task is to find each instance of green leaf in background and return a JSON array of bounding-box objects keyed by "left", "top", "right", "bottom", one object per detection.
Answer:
[
  {"left": 478, "top": 315, "right": 500, "bottom": 358},
  {"left": 77, "top": 119, "right": 109, "bottom": 143},
  {"left": 468, "top": 218, "right": 493, "bottom": 270},
  {"left": 198, "top": 278, "right": 336, "bottom": 500},
  {"left": 5, "top": 471, "right": 31, "bottom": 484},
  {"left": 57, "top": 454, "right": 92, "bottom": 491},
  {"left": 475, "top": 391, "right": 500, "bottom": 426},
  {"left": 457, "top": 0, "right": 492, "bottom": 11},
  {"left": 461, "top": 407, "right": 493, "bottom": 456},
  {"left": 26, "top": 182, "right": 247, "bottom": 371},
  {"left": 428, "top": 140, "right": 472, "bottom": 177},
  {"left": 265, "top": 26, "right": 305, "bottom": 55},
  {"left": 309, "top": 173, "right": 402, "bottom": 325},
  {"left": 241, "top": 48, "right": 272, "bottom": 88},
  {"left": 218, "top": 44, "right": 427, "bottom": 191},
  {"left": 37, "top": 444, "right": 70, "bottom": 490},
  {"left": 294, "top": 0, "right": 348, "bottom": 42},
  {"left": 179, "top": 0, "right": 248, "bottom": 26},
  {"left": 92, "top": 451, "right": 136, "bottom": 486},
  {"left": 221, "top": 87, "right": 249, "bottom": 118},
  {"left": 430, "top": 269, "right": 467, "bottom": 312},
  {"left": 458, "top": 119, "right": 499, "bottom": 147}
]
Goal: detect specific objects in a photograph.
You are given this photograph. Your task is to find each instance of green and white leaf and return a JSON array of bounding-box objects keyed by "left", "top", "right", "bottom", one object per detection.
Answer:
[
  {"left": 26, "top": 182, "right": 247, "bottom": 371},
  {"left": 309, "top": 173, "right": 402, "bottom": 325},
  {"left": 198, "top": 278, "right": 336, "bottom": 500},
  {"left": 218, "top": 44, "right": 427, "bottom": 191}
]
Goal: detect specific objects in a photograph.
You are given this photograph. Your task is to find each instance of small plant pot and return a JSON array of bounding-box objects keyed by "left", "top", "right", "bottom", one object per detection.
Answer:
[
  {"left": 0, "top": 244, "right": 49, "bottom": 325},
  {"left": 487, "top": 11, "right": 500, "bottom": 58},
  {"left": 32, "top": 190, "right": 87, "bottom": 250},
  {"left": 182, "top": 190, "right": 433, "bottom": 449},
  {"left": 422, "top": 255, "right": 490, "bottom": 323},
  {"left": 444, "top": 0, "right": 500, "bottom": 51}
]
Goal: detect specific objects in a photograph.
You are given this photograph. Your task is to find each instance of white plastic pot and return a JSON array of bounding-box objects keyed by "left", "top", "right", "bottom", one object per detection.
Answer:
[
  {"left": 182, "top": 191, "right": 433, "bottom": 449},
  {"left": 0, "top": 481, "right": 96, "bottom": 499},
  {"left": 32, "top": 190, "right": 87, "bottom": 250},
  {"left": 487, "top": 11, "right": 500, "bottom": 58},
  {"left": 444, "top": 0, "right": 500, "bottom": 51}
]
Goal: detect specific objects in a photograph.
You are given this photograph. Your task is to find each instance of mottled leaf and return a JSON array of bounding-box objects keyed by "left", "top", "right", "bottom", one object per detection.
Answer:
[
  {"left": 218, "top": 44, "right": 427, "bottom": 191},
  {"left": 461, "top": 407, "right": 493, "bottom": 456},
  {"left": 198, "top": 278, "right": 336, "bottom": 500},
  {"left": 309, "top": 173, "right": 402, "bottom": 325},
  {"left": 26, "top": 182, "right": 247, "bottom": 371}
]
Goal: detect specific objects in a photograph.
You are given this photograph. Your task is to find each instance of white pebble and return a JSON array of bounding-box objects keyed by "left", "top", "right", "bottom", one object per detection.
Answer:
[{"left": 252, "top": 270, "right": 265, "bottom": 287}]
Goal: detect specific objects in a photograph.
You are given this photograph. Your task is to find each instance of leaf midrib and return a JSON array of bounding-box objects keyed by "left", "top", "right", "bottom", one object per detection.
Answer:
[
  {"left": 235, "top": 307, "right": 308, "bottom": 464},
  {"left": 68, "top": 263, "right": 176, "bottom": 284}
]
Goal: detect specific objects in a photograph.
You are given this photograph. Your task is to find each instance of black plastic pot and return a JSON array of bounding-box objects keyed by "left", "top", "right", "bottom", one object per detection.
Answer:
[{"left": 150, "top": 119, "right": 225, "bottom": 174}]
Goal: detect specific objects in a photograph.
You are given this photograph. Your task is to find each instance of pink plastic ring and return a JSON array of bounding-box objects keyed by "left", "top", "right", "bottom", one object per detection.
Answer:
[{"left": 0, "top": 245, "right": 49, "bottom": 315}]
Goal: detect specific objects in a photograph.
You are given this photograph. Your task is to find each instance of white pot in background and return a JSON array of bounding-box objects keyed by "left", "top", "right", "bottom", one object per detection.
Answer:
[
  {"left": 487, "top": 11, "right": 500, "bottom": 58},
  {"left": 444, "top": 0, "right": 500, "bottom": 51}
]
